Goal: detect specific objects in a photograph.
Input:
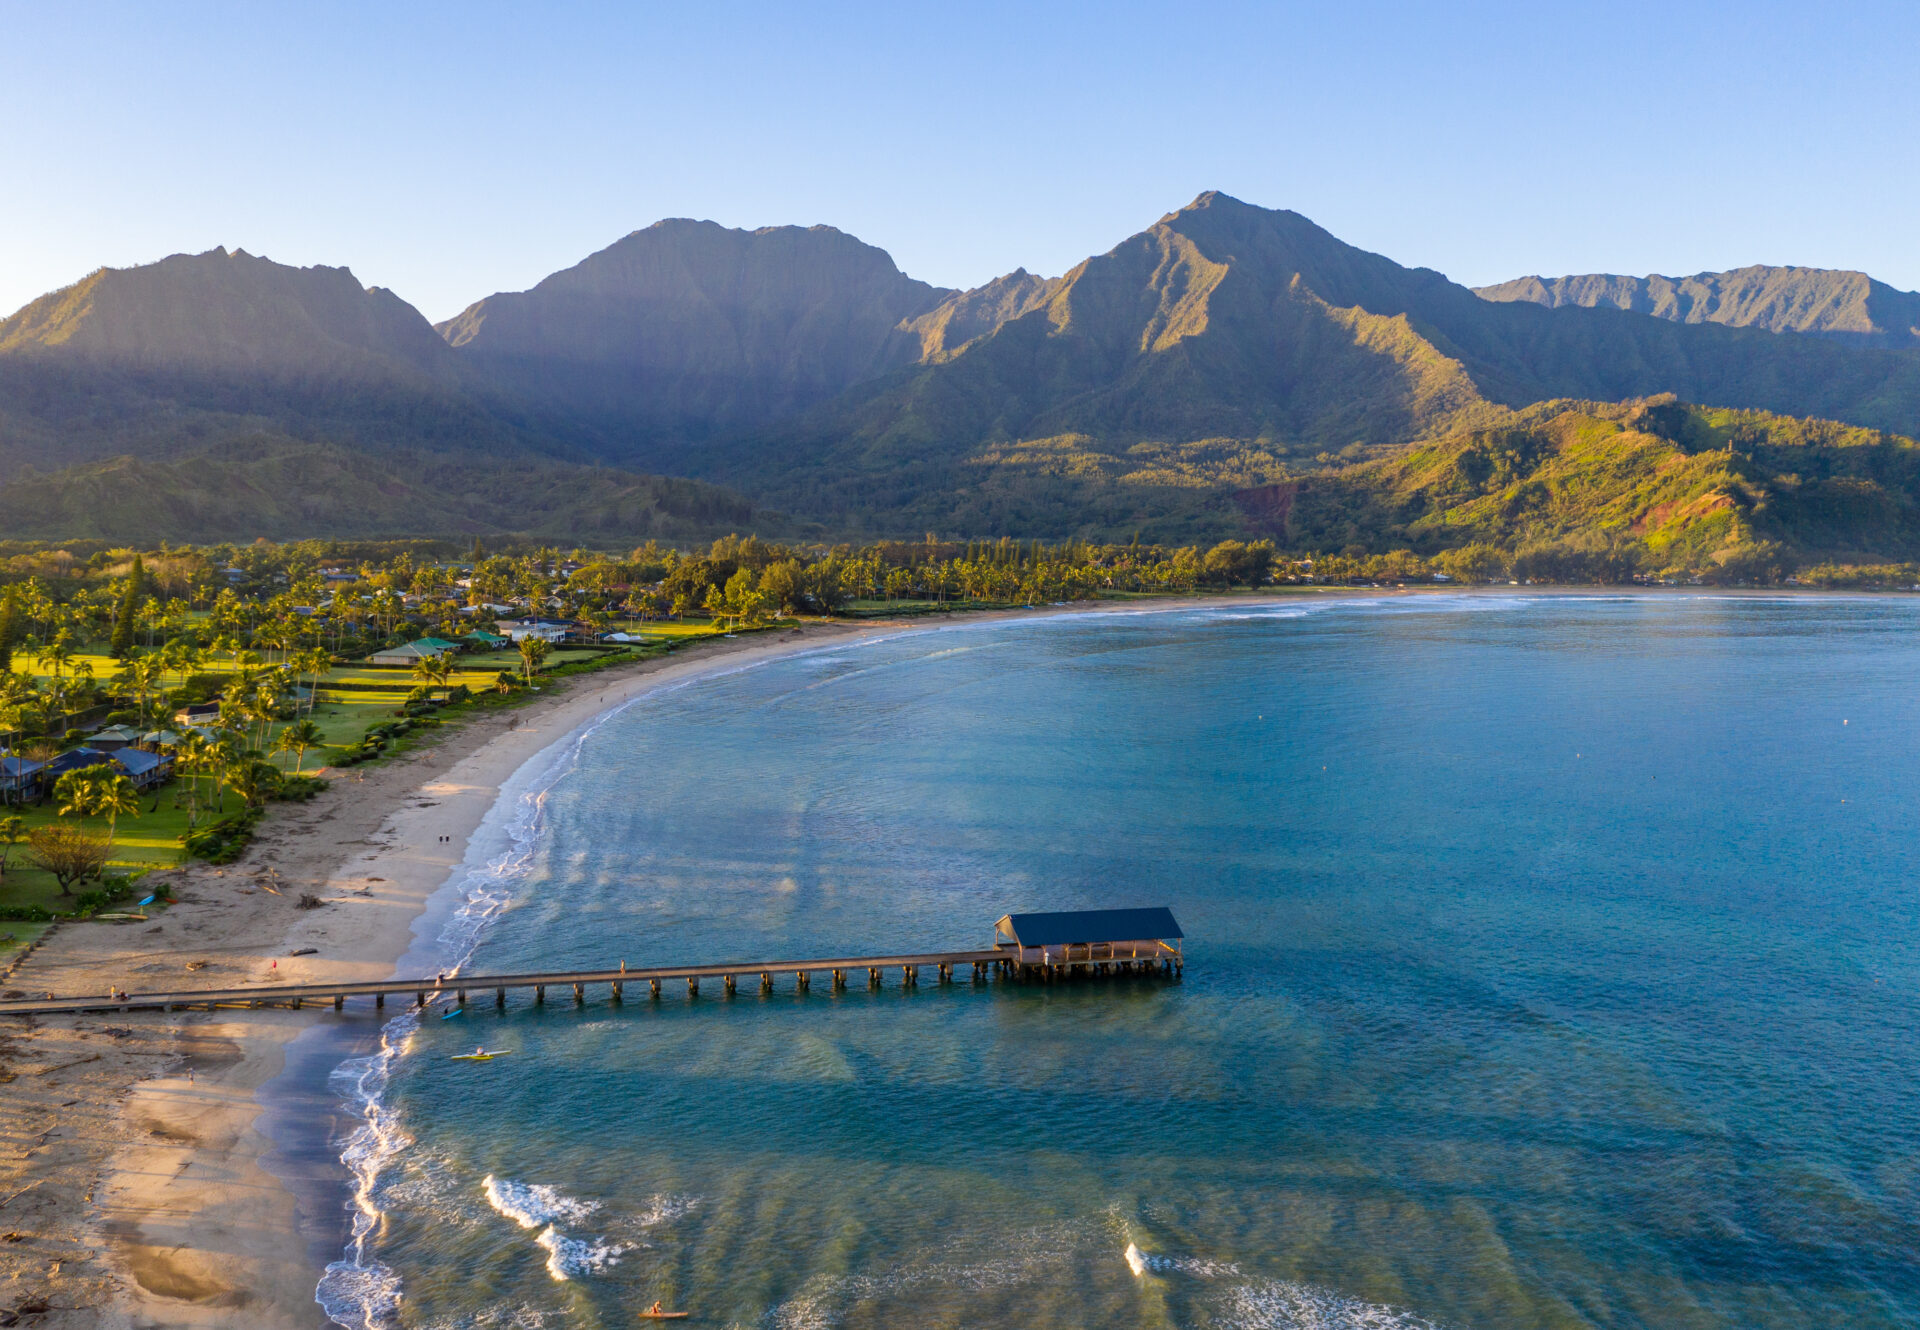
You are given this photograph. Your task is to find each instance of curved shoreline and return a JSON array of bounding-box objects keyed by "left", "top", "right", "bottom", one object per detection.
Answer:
[{"left": 3, "top": 584, "right": 1771, "bottom": 1326}]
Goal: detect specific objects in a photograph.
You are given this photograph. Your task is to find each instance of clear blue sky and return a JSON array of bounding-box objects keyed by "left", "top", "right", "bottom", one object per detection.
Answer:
[{"left": 3, "top": 1, "right": 1916, "bottom": 323}]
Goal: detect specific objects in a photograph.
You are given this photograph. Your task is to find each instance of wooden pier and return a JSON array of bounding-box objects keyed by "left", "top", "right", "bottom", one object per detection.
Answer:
[{"left": 0, "top": 908, "right": 1184, "bottom": 1019}]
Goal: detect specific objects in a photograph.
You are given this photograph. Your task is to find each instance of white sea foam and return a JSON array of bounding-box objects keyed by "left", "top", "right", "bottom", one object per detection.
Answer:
[
  {"left": 313, "top": 1011, "right": 417, "bottom": 1329},
  {"left": 630, "top": 1192, "right": 701, "bottom": 1231},
  {"left": 533, "top": 1225, "right": 627, "bottom": 1281},
  {"left": 316, "top": 721, "right": 584, "bottom": 1328},
  {"left": 1123, "top": 1238, "right": 1439, "bottom": 1328},
  {"left": 1214, "top": 1279, "right": 1446, "bottom": 1330},
  {"left": 1137, "top": 1248, "right": 1243, "bottom": 1278},
  {"left": 482, "top": 1175, "right": 602, "bottom": 1229}
]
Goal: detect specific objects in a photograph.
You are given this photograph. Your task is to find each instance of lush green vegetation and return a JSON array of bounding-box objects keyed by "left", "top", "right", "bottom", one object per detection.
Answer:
[
  {"left": 0, "top": 439, "right": 768, "bottom": 544},
  {"left": 1281, "top": 398, "right": 1920, "bottom": 579}
]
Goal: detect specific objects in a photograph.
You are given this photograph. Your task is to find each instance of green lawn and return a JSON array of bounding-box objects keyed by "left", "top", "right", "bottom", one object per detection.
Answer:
[{"left": 1, "top": 790, "right": 204, "bottom": 914}]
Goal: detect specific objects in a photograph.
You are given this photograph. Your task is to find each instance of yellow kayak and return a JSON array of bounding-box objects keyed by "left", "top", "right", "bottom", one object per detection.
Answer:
[{"left": 450, "top": 1050, "right": 512, "bottom": 1062}]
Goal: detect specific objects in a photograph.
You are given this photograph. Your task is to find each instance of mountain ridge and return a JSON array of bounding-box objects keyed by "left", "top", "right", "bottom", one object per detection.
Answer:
[
  {"left": 669, "top": 192, "right": 1920, "bottom": 534},
  {"left": 437, "top": 218, "right": 955, "bottom": 448},
  {"left": 1475, "top": 265, "right": 1920, "bottom": 349}
]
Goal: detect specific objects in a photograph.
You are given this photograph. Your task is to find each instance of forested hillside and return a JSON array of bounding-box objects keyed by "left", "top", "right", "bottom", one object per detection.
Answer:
[{"left": 1277, "top": 398, "right": 1920, "bottom": 578}]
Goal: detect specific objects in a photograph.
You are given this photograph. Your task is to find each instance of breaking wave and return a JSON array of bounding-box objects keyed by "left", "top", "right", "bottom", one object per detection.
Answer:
[
  {"left": 533, "top": 1225, "right": 627, "bottom": 1281},
  {"left": 482, "top": 1174, "right": 602, "bottom": 1229}
]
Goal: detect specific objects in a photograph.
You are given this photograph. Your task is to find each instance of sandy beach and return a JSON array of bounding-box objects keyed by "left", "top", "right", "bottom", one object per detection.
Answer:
[{"left": 0, "top": 620, "right": 895, "bottom": 1329}]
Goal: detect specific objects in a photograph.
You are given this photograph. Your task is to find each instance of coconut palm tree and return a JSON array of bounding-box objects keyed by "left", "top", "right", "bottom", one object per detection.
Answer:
[
  {"left": 298, "top": 647, "right": 334, "bottom": 716},
  {"left": 224, "top": 754, "right": 276, "bottom": 808},
  {"left": 273, "top": 719, "right": 324, "bottom": 774},
  {"left": 54, "top": 767, "right": 106, "bottom": 821},
  {"left": 410, "top": 652, "right": 455, "bottom": 691},
  {"left": 0, "top": 814, "right": 25, "bottom": 879},
  {"left": 92, "top": 771, "right": 140, "bottom": 844},
  {"left": 517, "top": 636, "right": 551, "bottom": 683},
  {"left": 172, "top": 731, "right": 211, "bottom": 823}
]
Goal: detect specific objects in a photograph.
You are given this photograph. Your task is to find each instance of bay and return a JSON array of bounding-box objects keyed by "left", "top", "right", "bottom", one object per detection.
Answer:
[{"left": 330, "top": 594, "right": 1920, "bottom": 1329}]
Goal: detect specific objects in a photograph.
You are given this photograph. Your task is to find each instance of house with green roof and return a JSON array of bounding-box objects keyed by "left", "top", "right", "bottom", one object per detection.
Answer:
[{"left": 369, "top": 637, "right": 462, "bottom": 666}]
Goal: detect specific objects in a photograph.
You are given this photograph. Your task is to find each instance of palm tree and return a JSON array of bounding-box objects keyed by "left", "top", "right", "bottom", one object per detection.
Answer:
[
  {"left": 41, "top": 675, "right": 71, "bottom": 737},
  {"left": 248, "top": 676, "right": 289, "bottom": 754},
  {"left": 273, "top": 719, "right": 324, "bottom": 774},
  {"left": 0, "top": 814, "right": 26, "bottom": 879},
  {"left": 54, "top": 767, "right": 104, "bottom": 821},
  {"left": 216, "top": 697, "right": 251, "bottom": 750},
  {"left": 92, "top": 771, "right": 140, "bottom": 844},
  {"left": 517, "top": 636, "right": 551, "bottom": 683},
  {"left": 113, "top": 652, "right": 166, "bottom": 727},
  {"left": 225, "top": 755, "right": 275, "bottom": 808},
  {"left": 298, "top": 648, "right": 333, "bottom": 715},
  {"left": 410, "top": 652, "right": 455, "bottom": 693},
  {"left": 172, "top": 730, "right": 219, "bottom": 825},
  {"left": 34, "top": 633, "right": 72, "bottom": 685}
]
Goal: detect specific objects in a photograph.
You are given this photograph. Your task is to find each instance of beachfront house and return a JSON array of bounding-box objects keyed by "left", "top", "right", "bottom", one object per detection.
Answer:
[
  {"left": 369, "top": 637, "right": 461, "bottom": 666},
  {"left": 462, "top": 629, "right": 510, "bottom": 650},
  {"left": 494, "top": 618, "right": 571, "bottom": 643},
  {"left": 32, "top": 745, "right": 176, "bottom": 795}
]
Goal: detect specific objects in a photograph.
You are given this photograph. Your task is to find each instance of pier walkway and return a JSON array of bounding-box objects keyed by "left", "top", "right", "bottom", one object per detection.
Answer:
[{"left": 0, "top": 942, "right": 1182, "bottom": 1018}]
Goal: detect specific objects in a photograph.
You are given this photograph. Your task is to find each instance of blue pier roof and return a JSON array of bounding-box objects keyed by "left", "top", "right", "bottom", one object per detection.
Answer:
[{"left": 995, "top": 907, "right": 1183, "bottom": 947}]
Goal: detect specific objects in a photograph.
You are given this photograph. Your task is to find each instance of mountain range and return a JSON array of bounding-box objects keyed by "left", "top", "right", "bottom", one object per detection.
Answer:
[{"left": 3, "top": 193, "right": 1919, "bottom": 567}]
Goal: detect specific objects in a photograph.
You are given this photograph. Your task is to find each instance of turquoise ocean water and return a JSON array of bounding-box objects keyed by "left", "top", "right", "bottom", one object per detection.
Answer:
[{"left": 313, "top": 595, "right": 1920, "bottom": 1329}]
